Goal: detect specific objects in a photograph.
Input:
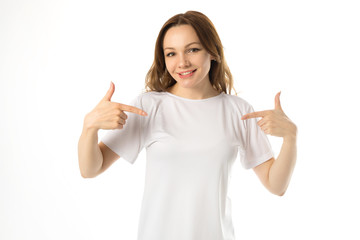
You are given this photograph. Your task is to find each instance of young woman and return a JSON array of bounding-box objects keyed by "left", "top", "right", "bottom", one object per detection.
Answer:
[{"left": 78, "top": 10, "right": 297, "bottom": 240}]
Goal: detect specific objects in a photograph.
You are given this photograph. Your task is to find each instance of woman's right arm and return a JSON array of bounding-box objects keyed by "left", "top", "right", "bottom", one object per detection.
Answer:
[
  {"left": 78, "top": 127, "right": 107, "bottom": 178},
  {"left": 77, "top": 82, "right": 147, "bottom": 178}
]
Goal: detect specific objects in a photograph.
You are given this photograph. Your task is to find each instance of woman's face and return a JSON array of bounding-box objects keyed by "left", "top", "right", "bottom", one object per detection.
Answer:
[{"left": 163, "top": 25, "right": 213, "bottom": 91}]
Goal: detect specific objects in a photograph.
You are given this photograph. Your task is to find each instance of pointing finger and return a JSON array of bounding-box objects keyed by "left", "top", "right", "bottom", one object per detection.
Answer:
[
  {"left": 118, "top": 103, "right": 148, "bottom": 116},
  {"left": 241, "top": 110, "right": 272, "bottom": 120}
]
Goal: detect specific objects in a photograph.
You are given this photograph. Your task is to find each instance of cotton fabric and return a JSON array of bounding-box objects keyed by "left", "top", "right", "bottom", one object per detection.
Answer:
[{"left": 101, "top": 91, "right": 274, "bottom": 240}]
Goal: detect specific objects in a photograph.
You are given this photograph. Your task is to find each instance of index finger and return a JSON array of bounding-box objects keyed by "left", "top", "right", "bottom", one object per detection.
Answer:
[
  {"left": 241, "top": 110, "right": 271, "bottom": 120},
  {"left": 118, "top": 103, "right": 148, "bottom": 116}
]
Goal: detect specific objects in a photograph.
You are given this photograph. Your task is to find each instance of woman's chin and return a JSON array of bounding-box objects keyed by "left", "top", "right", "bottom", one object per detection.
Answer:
[{"left": 175, "top": 79, "right": 197, "bottom": 89}]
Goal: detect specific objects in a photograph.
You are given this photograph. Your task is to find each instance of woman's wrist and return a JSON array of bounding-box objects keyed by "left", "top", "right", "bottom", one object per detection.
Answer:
[
  {"left": 283, "top": 125, "right": 297, "bottom": 143},
  {"left": 82, "top": 121, "right": 99, "bottom": 135}
]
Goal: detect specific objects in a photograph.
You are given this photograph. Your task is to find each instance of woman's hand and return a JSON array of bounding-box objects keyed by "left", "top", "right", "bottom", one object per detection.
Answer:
[
  {"left": 83, "top": 82, "right": 147, "bottom": 131},
  {"left": 241, "top": 92, "right": 297, "bottom": 141}
]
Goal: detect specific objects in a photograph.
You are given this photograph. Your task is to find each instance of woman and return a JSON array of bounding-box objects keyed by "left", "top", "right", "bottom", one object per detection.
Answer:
[{"left": 78, "top": 10, "right": 297, "bottom": 240}]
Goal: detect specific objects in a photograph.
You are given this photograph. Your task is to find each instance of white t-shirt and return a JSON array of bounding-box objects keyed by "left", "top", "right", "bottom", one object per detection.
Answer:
[{"left": 101, "top": 91, "right": 274, "bottom": 240}]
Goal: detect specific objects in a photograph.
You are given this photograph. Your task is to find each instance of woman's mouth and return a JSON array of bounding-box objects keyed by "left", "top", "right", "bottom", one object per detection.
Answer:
[{"left": 178, "top": 69, "right": 197, "bottom": 79}]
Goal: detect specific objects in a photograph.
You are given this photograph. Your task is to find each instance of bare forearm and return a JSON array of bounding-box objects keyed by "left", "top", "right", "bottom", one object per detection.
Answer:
[
  {"left": 268, "top": 136, "right": 297, "bottom": 195},
  {"left": 77, "top": 126, "right": 103, "bottom": 178},
  {"left": 243, "top": 92, "right": 297, "bottom": 196}
]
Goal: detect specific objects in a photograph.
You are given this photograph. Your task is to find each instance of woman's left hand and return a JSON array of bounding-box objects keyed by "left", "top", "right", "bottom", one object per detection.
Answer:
[{"left": 241, "top": 92, "right": 297, "bottom": 141}]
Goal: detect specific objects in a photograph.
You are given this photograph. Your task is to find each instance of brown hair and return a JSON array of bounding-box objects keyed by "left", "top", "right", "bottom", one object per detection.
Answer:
[{"left": 144, "top": 11, "right": 236, "bottom": 95}]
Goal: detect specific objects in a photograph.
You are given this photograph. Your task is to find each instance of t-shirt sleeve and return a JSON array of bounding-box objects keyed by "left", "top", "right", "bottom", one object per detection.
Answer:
[
  {"left": 100, "top": 94, "right": 145, "bottom": 164},
  {"left": 239, "top": 105, "right": 274, "bottom": 169}
]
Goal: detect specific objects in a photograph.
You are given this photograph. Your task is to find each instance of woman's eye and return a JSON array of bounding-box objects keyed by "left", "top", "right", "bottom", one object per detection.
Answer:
[
  {"left": 166, "top": 52, "right": 175, "bottom": 57},
  {"left": 189, "top": 48, "right": 200, "bottom": 53}
]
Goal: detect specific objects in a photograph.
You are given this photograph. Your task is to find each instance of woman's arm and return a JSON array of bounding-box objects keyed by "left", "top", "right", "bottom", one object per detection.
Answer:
[
  {"left": 253, "top": 136, "right": 297, "bottom": 196},
  {"left": 242, "top": 92, "right": 297, "bottom": 196},
  {"left": 78, "top": 126, "right": 120, "bottom": 178},
  {"left": 78, "top": 127, "right": 104, "bottom": 178},
  {"left": 78, "top": 82, "right": 147, "bottom": 178}
]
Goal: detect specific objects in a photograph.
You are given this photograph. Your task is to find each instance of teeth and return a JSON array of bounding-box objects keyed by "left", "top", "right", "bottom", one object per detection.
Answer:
[{"left": 180, "top": 71, "right": 193, "bottom": 75}]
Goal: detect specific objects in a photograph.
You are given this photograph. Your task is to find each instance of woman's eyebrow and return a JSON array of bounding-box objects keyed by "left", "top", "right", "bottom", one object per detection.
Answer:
[{"left": 164, "top": 42, "right": 201, "bottom": 50}]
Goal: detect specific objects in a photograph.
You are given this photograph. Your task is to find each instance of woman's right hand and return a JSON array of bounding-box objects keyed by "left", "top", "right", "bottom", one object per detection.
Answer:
[{"left": 83, "top": 82, "right": 148, "bottom": 131}]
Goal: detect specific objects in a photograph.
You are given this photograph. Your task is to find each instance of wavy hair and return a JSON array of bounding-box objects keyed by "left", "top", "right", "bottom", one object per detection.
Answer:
[{"left": 145, "top": 11, "right": 236, "bottom": 95}]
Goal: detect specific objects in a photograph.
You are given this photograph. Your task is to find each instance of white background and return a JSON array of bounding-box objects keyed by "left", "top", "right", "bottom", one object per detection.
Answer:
[{"left": 1, "top": 0, "right": 359, "bottom": 239}]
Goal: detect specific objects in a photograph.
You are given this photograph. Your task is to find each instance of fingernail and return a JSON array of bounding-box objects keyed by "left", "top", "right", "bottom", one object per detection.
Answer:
[{"left": 142, "top": 111, "right": 148, "bottom": 116}]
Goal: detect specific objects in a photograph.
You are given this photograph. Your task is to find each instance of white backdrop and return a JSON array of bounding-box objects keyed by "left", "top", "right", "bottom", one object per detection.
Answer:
[{"left": 1, "top": 0, "right": 359, "bottom": 239}]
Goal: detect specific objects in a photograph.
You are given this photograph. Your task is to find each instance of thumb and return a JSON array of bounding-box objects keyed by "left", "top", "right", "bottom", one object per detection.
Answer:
[
  {"left": 274, "top": 91, "right": 283, "bottom": 110},
  {"left": 103, "top": 81, "right": 115, "bottom": 101}
]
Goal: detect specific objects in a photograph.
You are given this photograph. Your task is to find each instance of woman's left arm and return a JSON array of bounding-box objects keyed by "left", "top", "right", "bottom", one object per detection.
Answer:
[{"left": 241, "top": 92, "right": 297, "bottom": 196}]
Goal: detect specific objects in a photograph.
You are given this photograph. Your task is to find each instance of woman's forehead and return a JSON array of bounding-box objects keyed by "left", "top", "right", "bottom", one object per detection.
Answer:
[{"left": 163, "top": 25, "right": 201, "bottom": 49}]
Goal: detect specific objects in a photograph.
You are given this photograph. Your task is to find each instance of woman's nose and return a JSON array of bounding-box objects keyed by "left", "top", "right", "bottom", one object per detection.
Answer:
[{"left": 178, "top": 54, "right": 190, "bottom": 68}]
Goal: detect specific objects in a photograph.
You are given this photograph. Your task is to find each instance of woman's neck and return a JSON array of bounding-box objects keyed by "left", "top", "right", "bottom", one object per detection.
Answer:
[{"left": 166, "top": 83, "right": 220, "bottom": 100}]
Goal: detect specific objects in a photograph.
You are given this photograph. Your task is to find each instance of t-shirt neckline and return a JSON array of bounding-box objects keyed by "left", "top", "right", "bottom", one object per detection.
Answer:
[{"left": 165, "top": 91, "right": 224, "bottom": 102}]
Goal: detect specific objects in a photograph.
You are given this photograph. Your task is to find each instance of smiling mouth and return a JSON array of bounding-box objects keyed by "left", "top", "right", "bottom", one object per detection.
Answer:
[{"left": 178, "top": 69, "right": 197, "bottom": 78}]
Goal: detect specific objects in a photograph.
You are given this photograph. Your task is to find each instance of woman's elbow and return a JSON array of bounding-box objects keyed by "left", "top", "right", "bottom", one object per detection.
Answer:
[
  {"left": 79, "top": 169, "right": 98, "bottom": 179},
  {"left": 268, "top": 186, "right": 287, "bottom": 197}
]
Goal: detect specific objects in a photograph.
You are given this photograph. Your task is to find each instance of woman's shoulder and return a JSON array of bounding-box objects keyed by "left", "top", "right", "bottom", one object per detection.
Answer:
[
  {"left": 223, "top": 93, "right": 253, "bottom": 111},
  {"left": 133, "top": 91, "right": 167, "bottom": 107},
  {"left": 137, "top": 91, "right": 166, "bottom": 100}
]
